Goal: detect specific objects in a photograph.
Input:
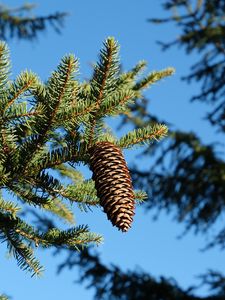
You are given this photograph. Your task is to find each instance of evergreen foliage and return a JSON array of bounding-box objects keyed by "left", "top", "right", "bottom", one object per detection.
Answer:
[
  {"left": 0, "top": 37, "right": 172, "bottom": 276},
  {"left": 0, "top": 3, "right": 67, "bottom": 40},
  {"left": 55, "top": 2, "right": 225, "bottom": 299}
]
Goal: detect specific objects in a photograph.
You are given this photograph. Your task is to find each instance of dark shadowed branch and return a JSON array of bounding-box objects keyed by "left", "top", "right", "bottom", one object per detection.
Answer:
[{"left": 0, "top": 3, "right": 67, "bottom": 40}]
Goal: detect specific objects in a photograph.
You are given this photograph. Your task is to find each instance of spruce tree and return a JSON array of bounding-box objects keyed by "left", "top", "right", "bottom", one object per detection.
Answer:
[{"left": 0, "top": 36, "right": 173, "bottom": 284}]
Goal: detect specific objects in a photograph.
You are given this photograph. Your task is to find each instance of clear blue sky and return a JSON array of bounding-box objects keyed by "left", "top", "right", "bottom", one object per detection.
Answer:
[{"left": 1, "top": 1, "right": 224, "bottom": 299}]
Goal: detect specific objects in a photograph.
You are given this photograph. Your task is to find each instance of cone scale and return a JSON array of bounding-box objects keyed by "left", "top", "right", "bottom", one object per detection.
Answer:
[{"left": 89, "top": 141, "right": 135, "bottom": 232}]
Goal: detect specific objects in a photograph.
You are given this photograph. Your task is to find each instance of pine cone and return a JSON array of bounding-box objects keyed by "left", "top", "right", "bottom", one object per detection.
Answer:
[{"left": 89, "top": 141, "right": 135, "bottom": 232}]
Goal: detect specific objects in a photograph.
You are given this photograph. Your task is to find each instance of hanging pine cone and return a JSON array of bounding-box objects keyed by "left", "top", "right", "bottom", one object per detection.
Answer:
[{"left": 89, "top": 141, "right": 135, "bottom": 232}]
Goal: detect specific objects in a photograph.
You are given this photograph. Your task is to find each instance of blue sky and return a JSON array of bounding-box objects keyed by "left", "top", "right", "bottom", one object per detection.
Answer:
[{"left": 1, "top": 1, "right": 224, "bottom": 299}]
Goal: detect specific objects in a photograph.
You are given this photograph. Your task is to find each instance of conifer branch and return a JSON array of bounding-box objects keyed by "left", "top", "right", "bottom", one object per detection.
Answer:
[
  {"left": 54, "top": 164, "right": 84, "bottom": 183},
  {"left": 91, "top": 37, "right": 119, "bottom": 107},
  {"left": 55, "top": 99, "right": 96, "bottom": 129},
  {"left": 5, "top": 110, "right": 39, "bottom": 122},
  {"left": 117, "top": 124, "right": 168, "bottom": 149},
  {"left": 0, "top": 127, "right": 16, "bottom": 156},
  {"left": 9, "top": 220, "right": 102, "bottom": 250},
  {"left": 0, "top": 38, "right": 171, "bottom": 275},
  {"left": 3, "top": 102, "right": 44, "bottom": 127},
  {"left": 0, "top": 211, "right": 102, "bottom": 275},
  {"left": 134, "top": 67, "right": 175, "bottom": 91},
  {"left": 134, "top": 190, "right": 148, "bottom": 204},
  {"left": 43, "top": 198, "right": 75, "bottom": 224},
  {"left": 0, "top": 198, "right": 20, "bottom": 217},
  {"left": 87, "top": 37, "right": 120, "bottom": 146},
  {"left": 3, "top": 71, "right": 39, "bottom": 112},
  {"left": 0, "top": 41, "right": 10, "bottom": 89},
  {"left": 62, "top": 181, "right": 99, "bottom": 208},
  {"left": 7, "top": 182, "right": 51, "bottom": 207},
  {"left": 35, "top": 144, "right": 88, "bottom": 171},
  {"left": 43, "top": 225, "right": 103, "bottom": 248},
  {"left": 126, "top": 60, "right": 147, "bottom": 79},
  {"left": 47, "top": 56, "right": 77, "bottom": 119},
  {"left": 0, "top": 212, "right": 43, "bottom": 276},
  {"left": 16, "top": 56, "right": 79, "bottom": 172},
  {"left": 98, "top": 89, "right": 135, "bottom": 117},
  {"left": 117, "top": 61, "right": 147, "bottom": 88},
  {"left": 34, "top": 55, "right": 78, "bottom": 142}
]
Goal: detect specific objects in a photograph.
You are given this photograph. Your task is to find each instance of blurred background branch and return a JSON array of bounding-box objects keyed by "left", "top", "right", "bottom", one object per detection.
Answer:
[{"left": 0, "top": 3, "right": 67, "bottom": 40}]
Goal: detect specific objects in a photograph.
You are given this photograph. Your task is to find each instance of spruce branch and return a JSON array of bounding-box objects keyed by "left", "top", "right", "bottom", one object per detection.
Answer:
[
  {"left": 9, "top": 186, "right": 49, "bottom": 206},
  {"left": 87, "top": 37, "right": 120, "bottom": 146},
  {"left": 134, "top": 67, "right": 175, "bottom": 91},
  {"left": 0, "top": 37, "right": 172, "bottom": 274},
  {"left": 125, "top": 60, "right": 147, "bottom": 79},
  {"left": 16, "top": 55, "right": 79, "bottom": 171},
  {"left": 63, "top": 180, "right": 99, "bottom": 208},
  {"left": 32, "top": 171, "right": 63, "bottom": 194},
  {"left": 43, "top": 198, "right": 75, "bottom": 225},
  {"left": 54, "top": 97, "right": 96, "bottom": 130},
  {"left": 3, "top": 102, "right": 44, "bottom": 126},
  {"left": 43, "top": 225, "right": 103, "bottom": 249},
  {"left": 5, "top": 109, "right": 40, "bottom": 123},
  {"left": 3, "top": 71, "right": 39, "bottom": 112},
  {"left": 35, "top": 142, "right": 89, "bottom": 171},
  {"left": 0, "top": 212, "right": 43, "bottom": 276},
  {"left": 0, "top": 211, "right": 102, "bottom": 276},
  {"left": 98, "top": 89, "right": 135, "bottom": 117},
  {"left": 54, "top": 164, "right": 84, "bottom": 183},
  {"left": 91, "top": 37, "right": 120, "bottom": 105},
  {"left": 117, "top": 124, "right": 168, "bottom": 149},
  {"left": 0, "top": 41, "right": 10, "bottom": 89},
  {"left": 37, "top": 55, "right": 78, "bottom": 134},
  {"left": 84, "top": 119, "right": 106, "bottom": 146},
  {"left": 0, "top": 197, "right": 20, "bottom": 217},
  {"left": 134, "top": 190, "right": 148, "bottom": 204},
  {"left": 0, "top": 126, "right": 17, "bottom": 156},
  {"left": 41, "top": 146, "right": 80, "bottom": 169},
  {"left": 117, "top": 60, "right": 147, "bottom": 88}
]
